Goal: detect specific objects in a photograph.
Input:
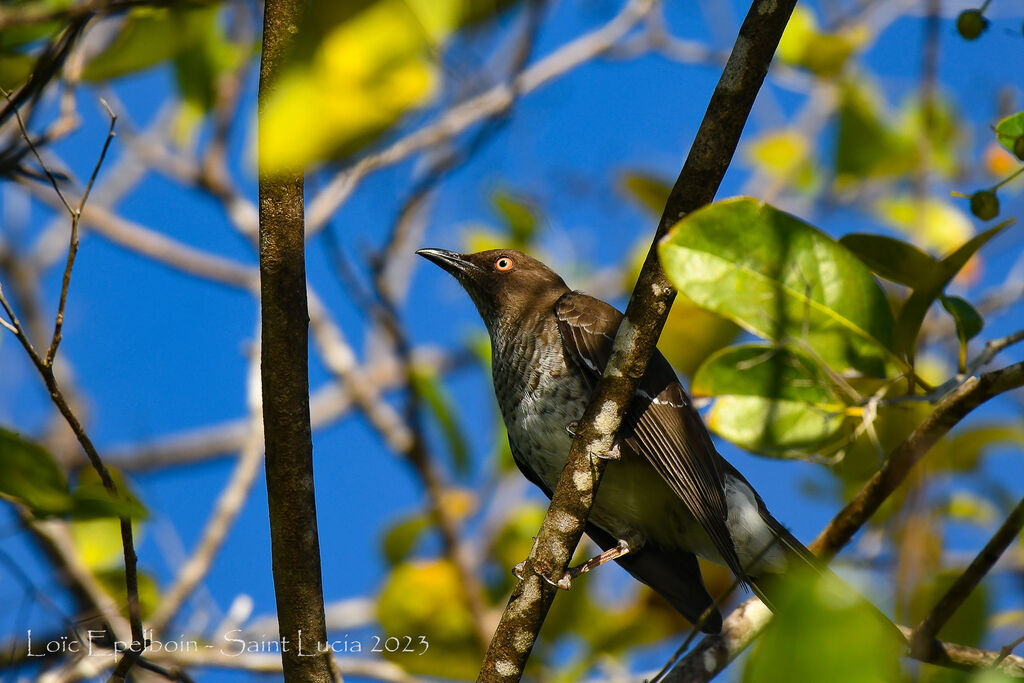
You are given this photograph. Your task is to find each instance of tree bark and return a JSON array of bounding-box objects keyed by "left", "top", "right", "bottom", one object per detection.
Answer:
[{"left": 258, "top": 2, "right": 335, "bottom": 681}]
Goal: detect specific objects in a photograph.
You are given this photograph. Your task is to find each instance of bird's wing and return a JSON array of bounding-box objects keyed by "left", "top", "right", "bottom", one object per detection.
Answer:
[
  {"left": 508, "top": 437, "right": 722, "bottom": 632},
  {"left": 554, "top": 291, "right": 748, "bottom": 582}
]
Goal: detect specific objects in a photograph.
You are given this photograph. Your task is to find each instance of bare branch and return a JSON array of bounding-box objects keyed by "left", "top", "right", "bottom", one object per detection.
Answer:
[{"left": 911, "top": 497, "right": 1024, "bottom": 659}]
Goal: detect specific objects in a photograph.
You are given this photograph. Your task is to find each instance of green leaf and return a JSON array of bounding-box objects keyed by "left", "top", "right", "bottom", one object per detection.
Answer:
[
  {"left": 410, "top": 364, "right": 470, "bottom": 474},
  {"left": 994, "top": 111, "right": 1024, "bottom": 156},
  {"left": 943, "top": 424, "right": 1024, "bottom": 471},
  {"left": 81, "top": 7, "right": 215, "bottom": 82},
  {"left": 381, "top": 512, "right": 431, "bottom": 566},
  {"left": 0, "top": 0, "right": 70, "bottom": 49},
  {"left": 0, "top": 50, "right": 36, "bottom": 91},
  {"left": 96, "top": 568, "right": 160, "bottom": 619},
  {"left": 744, "top": 569, "right": 901, "bottom": 683},
  {"left": 839, "top": 233, "right": 940, "bottom": 289},
  {"left": 619, "top": 171, "right": 671, "bottom": 215},
  {"left": 491, "top": 190, "right": 538, "bottom": 246},
  {"left": 894, "top": 221, "right": 1010, "bottom": 362},
  {"left": 910, "top": 570, "right": 988, "bottom": 647},
  {"left": 693, "top": 343, "right": 835, "bottom": 404},
  {"left": 940, "top": 295, "right": 983, "bottom": 344},
  {"left": 695, "top": 344, "right": 846, "bottom": 457},
  {"left": 659, "top": 198, "right": 896, "bottom": 377},
  {"left": 70, "top": 466, "right": 148, "bottom": 520},
  {"left": 377, "top": 560, "right": 480, "bottom": 679},
  {"left": 0, "top": 428, "right": 73, "bottom": 516},
  {"left": 707, "top": 395, "right": 846, "bottom": 458},
  {"left": 835, "top": 83, "right": 915, "bottom": 182}
]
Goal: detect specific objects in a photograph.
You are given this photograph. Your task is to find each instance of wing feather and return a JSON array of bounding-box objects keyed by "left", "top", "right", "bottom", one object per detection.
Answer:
[{"left": 554, "top": 291, "right": 748, "bottom": 582}]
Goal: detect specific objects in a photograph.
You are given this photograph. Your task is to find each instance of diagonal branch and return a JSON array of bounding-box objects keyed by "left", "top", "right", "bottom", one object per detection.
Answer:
[
  {"left": 666, "top": 360, "right": 1024, "bottom": 681},
  {"left": 911, "top": 496, "right": 1024, "bottom": 659},
  {"left": 476, "top": 1, "right": 797, "bottom": 680}
]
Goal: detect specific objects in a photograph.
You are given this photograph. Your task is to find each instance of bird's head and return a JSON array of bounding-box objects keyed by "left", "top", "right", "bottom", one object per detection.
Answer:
[{"left": 416, "top": 248, "right": 569, "bottom": 335}]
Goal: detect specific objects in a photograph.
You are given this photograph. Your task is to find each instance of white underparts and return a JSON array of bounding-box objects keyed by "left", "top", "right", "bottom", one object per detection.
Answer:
[{"left": 723, "top": 475, "right": 787, "bottom": 574}]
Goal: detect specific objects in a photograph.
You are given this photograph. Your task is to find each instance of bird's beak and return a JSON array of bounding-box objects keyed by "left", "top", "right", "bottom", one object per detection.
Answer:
[{"left": 415, "top": 248, "right": 481, "bottom": 278}]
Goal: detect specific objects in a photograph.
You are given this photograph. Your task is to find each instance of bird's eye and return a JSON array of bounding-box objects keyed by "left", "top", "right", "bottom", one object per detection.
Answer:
[{"left": 495, "top": 256, "right": 514, "bottom": 272}]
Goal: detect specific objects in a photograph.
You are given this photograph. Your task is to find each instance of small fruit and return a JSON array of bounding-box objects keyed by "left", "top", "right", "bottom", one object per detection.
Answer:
[
  {"left": 957, "top": 10, "right": 988, "bottom": 40},
  {"left": 969, "top": 190, "right": 999, "bottom": 220},
  {"left": 1014, "top": 136, "right": 1024, "bottom": 161}
]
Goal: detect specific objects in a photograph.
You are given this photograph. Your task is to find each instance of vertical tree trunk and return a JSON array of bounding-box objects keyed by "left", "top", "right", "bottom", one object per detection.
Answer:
[{"left": 257, "top": 1, "right": 335, "bottom": 681}]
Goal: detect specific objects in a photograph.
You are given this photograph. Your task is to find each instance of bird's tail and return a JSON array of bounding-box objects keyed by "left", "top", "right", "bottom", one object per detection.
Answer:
[{"left": 747, "top": 512, "right": 904, "bottom": 644}]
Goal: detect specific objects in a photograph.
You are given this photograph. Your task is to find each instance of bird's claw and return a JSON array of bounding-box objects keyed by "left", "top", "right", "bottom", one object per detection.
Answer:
[
  {"left": 512, "top": 560, "right": 527, "bottom": 580},
  {"left": 542, "top": 572, "right": 573, "bottom": 591},
  {"left": 565, "top": 421, "right": 578, "bottom": 437},
  {"left": 595, "top": 442, "right": 621, "bottom": 461}
]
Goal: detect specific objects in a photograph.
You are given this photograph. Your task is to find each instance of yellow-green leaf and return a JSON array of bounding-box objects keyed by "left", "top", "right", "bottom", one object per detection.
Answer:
[{"left": 659, "top": 198, "right": 896, "bottom": 377}]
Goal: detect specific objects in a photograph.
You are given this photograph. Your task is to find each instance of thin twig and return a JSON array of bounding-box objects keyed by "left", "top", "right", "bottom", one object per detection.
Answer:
[
  {"left": 46, "top": 102, "right": 117, "bottom": 366},
  {"left": 911, "top": 497, "right": 1024, "bottom": 659},
  {"left": 0, "top": 100, "right": 147, "bottom": 668}
]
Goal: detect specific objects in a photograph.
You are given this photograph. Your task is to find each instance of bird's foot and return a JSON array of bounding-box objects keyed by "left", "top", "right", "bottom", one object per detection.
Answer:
[
  {"left": 548, "top": 539, "right": 634, "bottom": 590},
  {"left": 512, "top": 560, "right": 527, "bottom": 580},
  {"left": 594, "top": 442, "right": 621, "bottom": 461},
  {"left": 565, "top": 421, "right": 578, "bottom": 437}
]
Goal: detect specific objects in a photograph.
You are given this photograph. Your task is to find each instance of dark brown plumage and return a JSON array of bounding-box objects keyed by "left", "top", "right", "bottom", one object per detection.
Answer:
[{"left": 417, "top": 247, "right": 818, "bottom": 633}]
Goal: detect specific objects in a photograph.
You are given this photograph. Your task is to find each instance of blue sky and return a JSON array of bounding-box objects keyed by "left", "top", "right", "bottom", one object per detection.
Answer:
[{"left": 2, "top": 1, "right": 1024, "bottom": 681}]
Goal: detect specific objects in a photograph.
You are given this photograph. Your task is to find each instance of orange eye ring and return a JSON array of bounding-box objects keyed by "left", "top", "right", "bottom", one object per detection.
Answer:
[{"left": 495, "top": 256, "right": 514, "bottom": 272}]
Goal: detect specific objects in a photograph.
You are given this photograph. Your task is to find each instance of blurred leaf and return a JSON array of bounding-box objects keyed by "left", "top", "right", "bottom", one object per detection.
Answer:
[
  {"left": 898, "top": 97, "right": 962, "bottom": 178},
  {"left": 943, "top": 425, "right": 1024, "bottom": 471},
  {"left": 776, "top": 6, "right": 867, "bottom": 77},
  {"left": 96, "top": 568, "right": 160, "bottom": 619},
  {"left": 744, "top": 568, "right": 901, "bottom": 683},
  {"left": 618, "top": 171, "right": 670, "bottom": 215},
  {"left": 377, "top": 559, "right": 480, "bottom": 678},
  {"left": 839, "top": 233, "right": 940, "bottom": 289},
  {"left": 995, "top": 112, "right": 1024, "bottom": 158},
  {"left": 491, "top": 190, "right": 538, "bottom": 246},
  {"left": 70, "top": 466, "right": 148, "bottom": 520},
  {"left": 940, "top": 295, "right": 983, "bottom": 370},
  {"left": 410, "top": 363, "right": 469, "bottom": 474},
  {"left": 909, "top": 570, "right": 988, "bottom": 647},
  {"left": 943, "top": 490, "right": 998, "bottom": 527},
  {"left": 0, "top": 428, "right": 73, "bottom": 516},
  {"left": 70, "top": 518, "right": 129, "bottom": 570},
  {"left": 894, "top": 221, "right": 1010, "bottom": 362},
  {"left": 745, "top": 129, "right": 819, "bottom": 191},
  {"left": 489, "top": 504, "right": 545, "bottom": 592},
  {"left": 260, "top": 0, "right": 517, "bottom": 171},
  {"left": 0, "top": 50, "right": 36, "bottom": 90},
  {"left": 81, "top": 7, "right": 215, "bottom": 81},
  {"left": 835, "top": 82, "right": 915, "bottom": 182},
  {"left": 381, "top": 512, "right": 431, "bottom": 566},
  {"left": 873, "top": 197, "right": 975, "bottom": 262},
  {"left": 659, "top": 198, "right": 896, "bottom": 377},
  {"left": 171, "top": 7, "right": 249, "bottom": 142},
  {"left": 623, "top": 238, "right": 738, "bottom": 376},
  {"left": 0, "top": 0, "right": 70, "bottom": 49}
]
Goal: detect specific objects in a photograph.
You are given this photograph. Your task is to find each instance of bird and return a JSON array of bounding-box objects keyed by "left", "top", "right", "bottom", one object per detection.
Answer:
[{"left": 416, "top": 247, "right": 820, "bottom": 634}]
